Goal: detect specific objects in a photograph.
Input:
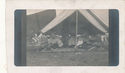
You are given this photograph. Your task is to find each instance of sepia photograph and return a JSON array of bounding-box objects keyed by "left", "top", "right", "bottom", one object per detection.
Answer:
[
  {"left": 22, "top": 9, "right": 109, "bottom": 66},
  {"left": 6, "top": 0, "right": 125, "bottom": 73}
]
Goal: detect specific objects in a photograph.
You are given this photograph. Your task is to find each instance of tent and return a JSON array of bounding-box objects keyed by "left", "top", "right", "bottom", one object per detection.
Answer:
[
  {"left": 40, "top": 10, "right": 108, "bottom": 34},
  {"left": 26, "top": 9, "right": 109, "bottom": 39}
]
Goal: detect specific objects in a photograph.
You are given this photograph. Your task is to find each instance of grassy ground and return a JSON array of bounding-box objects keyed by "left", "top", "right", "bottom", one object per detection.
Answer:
[{"left": 26, "top": 46, "right": 109, "bottom": 66}]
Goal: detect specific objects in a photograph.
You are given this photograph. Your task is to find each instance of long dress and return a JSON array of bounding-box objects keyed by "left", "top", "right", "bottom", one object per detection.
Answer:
[{"left": 68, "top": 37, "right": 76, "bottom": 47}]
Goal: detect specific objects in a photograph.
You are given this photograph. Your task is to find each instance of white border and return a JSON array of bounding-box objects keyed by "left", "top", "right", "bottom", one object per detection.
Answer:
[
  {"left": 6, "top": 0, "right": 125, "bottom": 73},
  {"left": 0, "top": 0, "right": 6, "bottom": 73}
]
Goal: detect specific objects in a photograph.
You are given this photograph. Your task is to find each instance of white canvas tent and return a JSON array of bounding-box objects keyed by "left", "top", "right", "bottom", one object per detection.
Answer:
[{"left": 40, "top": 10, "right": 108, "bottom": 34}]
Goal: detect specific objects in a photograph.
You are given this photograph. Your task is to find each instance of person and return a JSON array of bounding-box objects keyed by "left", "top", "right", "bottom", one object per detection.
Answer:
[
  {"left": 68, "top": 36, "right": 76, "bottom": 48},
  {"left": 48, "top": 34, "right": 63, "bottom": 49},
  {"left": 38, "top": 32, "right": 49, "bottom": 51},
  {"left": 56, "top": 35, "right": 63, "bottom": 47},
  {"left": 48, "top": 37, "right": 57, "bottom": 49},
  {"left": 32, "top": 34, "right": 38, "bottom": 43},
  {"left": 31, "top": 33, "right": 42, "bottom": 46},
  {"left": 101, "top": 32, "right": 109, "bottom": 49},
  {"left": 76, "top": 36, "right": 84, "bottom": 48}
]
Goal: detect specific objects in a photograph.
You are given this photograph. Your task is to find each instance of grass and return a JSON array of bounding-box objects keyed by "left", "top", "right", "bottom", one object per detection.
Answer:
[{"left": 26, "top": 46, "right": 109, "bottom": 66}]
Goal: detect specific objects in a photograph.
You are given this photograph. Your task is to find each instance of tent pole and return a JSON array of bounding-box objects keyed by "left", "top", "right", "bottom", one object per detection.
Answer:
[{"left": 75, "top": 10, "right": 78, "bottom": 48}]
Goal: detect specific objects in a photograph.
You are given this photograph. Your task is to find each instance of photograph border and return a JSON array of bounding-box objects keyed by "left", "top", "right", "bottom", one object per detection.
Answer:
[{"left": 6, "top": 0, "right": 125, "bottom": 73}]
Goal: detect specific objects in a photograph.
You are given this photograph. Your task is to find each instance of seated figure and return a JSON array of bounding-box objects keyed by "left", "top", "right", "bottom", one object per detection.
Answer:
[{"left": 68, "top": 36, "right": 76, "bottom": 48}]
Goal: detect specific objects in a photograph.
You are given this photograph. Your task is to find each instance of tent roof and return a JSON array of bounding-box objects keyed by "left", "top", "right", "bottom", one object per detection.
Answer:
[{"left": 40, "top": 10, "right": 108, "bottom": 33}]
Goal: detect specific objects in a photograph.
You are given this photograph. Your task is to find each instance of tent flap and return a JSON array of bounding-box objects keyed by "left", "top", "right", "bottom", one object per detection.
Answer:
[{"left": 79, "top": 10, "right": 107, "bottom": 33}]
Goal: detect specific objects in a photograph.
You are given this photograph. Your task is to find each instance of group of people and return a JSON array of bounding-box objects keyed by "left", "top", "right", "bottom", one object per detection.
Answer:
[
  {"left": 32, "top": 32, "right": 63, "bottom": 51},
  {"left": 68, "top": 33, "right": 108, "bottom": 49},
  {"left": 31, "top": 32, "right": 109, "bottom": 51}
]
